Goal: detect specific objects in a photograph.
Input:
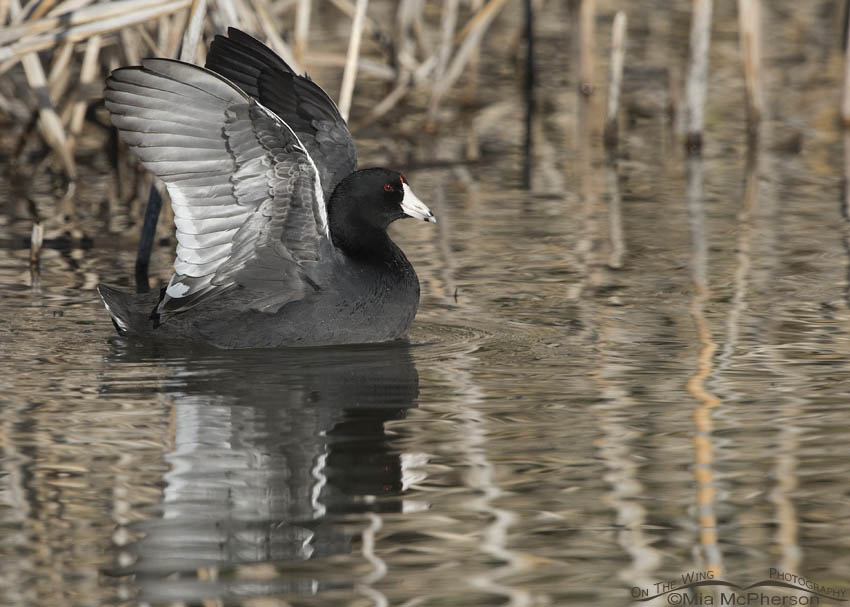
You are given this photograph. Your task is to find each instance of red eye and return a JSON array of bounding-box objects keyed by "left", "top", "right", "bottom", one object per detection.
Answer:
[{"left": 384, "top": 184, "right": 394, "bottom": 192}]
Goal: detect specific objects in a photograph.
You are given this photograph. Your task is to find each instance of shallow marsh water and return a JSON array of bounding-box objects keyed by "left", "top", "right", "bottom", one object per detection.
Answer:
[{"left": 3, "top": 1, "right": 850, "bottom": 606}]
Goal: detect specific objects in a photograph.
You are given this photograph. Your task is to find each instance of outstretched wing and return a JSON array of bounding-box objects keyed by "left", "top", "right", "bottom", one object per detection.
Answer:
[
  {"left": 205, "top": 27, "right": 357, "bottom": 198},
  {"left": 104, "top": 59, "right": 330, "bottom": 316}
]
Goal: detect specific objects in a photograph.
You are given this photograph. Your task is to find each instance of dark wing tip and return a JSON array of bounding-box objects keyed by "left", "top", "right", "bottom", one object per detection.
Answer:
[
  {"left": 211, "top": 27, "right": 297, "bottom": 75},
  {"left": 97, "top": 284, "right": 132, "bottom": 334},
  {"left": 226, "top": 27, "right": 254, "bottom": 42}
]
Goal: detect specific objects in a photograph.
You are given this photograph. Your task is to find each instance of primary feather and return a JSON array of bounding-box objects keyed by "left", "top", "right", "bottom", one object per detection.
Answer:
[
  {"left": 104, "top": 58, "right": 330, "bottom": 316},
  {"left": 205, "top": 28, "right": 357, "bottom": 200}
]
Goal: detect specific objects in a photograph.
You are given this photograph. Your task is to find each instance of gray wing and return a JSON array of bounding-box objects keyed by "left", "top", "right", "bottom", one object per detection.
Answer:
[
  {"left": 205, "top": 27, "right": 357, "bottom": 198},
  {"left": 104, "top": 59, "right": 330, "bottom": 316}
]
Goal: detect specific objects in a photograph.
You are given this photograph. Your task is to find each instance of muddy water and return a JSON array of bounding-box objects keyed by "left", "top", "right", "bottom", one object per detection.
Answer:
[{"left": 3, "top": 2, "right": 850, "bottom": 606}]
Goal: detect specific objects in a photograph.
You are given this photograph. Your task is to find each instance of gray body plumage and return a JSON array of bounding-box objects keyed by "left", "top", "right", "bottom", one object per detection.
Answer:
[{"left": 99, "top": 242, "right": 418, "bottom": 348}]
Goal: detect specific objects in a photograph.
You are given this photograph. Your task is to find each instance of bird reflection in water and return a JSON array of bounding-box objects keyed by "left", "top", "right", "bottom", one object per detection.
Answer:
[{"left": 104, "top": 340, "right": 420, "bottom": 604}]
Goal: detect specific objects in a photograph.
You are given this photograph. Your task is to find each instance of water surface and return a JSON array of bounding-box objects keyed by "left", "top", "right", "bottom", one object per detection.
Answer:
[{"left": 3, "top": 2, "right": 850, "bottom": 605}]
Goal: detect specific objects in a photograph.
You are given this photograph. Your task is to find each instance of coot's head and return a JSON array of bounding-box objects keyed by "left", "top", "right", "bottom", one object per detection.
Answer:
[{"left": 328, "top": 168, "right": 435, "bottom": 254}]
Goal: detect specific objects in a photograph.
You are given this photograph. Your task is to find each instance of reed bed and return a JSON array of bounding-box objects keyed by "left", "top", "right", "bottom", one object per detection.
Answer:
[
  {"left": 0, "top": 0, "right": 803, "bottom": 188},
  {"left": 0, "top": 0, "right": 519, "bottom": 191},
  {"left": 1, "top": 0, "right": 831, "bottom": 257}
]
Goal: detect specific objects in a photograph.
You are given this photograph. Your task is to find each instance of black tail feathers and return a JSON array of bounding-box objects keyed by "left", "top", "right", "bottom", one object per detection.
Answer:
[{"left": 96, "top": 284, "right": 134, "bottom": 334}]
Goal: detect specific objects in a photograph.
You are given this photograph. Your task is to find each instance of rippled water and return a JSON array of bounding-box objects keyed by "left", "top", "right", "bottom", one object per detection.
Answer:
[{"left": 3, "top": 2, "right": 850, "bottom": 606}]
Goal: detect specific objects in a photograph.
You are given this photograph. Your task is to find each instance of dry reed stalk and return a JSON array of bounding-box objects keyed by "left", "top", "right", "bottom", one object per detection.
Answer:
[
  {"left": 70, "top": 34, "right": 100, "bottom": 135},
  {"left": 213, "top": 0, "right": 239, "bottom": 29},
  {"left": 338, "top": 0, "right": 369, "bottom": 122},
  {"left": 427, "top": 0, "right": 459, "bottom": 124},
  {"left": 271, "top": 0, "right": 297, "bottom": 18},
  {"left": 0, "top": 56, "right": 17, "bottom": 77},
  {"left": 395, "top": 0, "right": 422, "bottom": 76},
  {"left": 0, "top": 0, "right": 11, "bottom": 27},
  {"left": 165, "top": 8, "right": 189, "bottom": 57},
  {"left": 737, "top": 0, "right": 762, "bottom": 131},
  {"left": 195, "top": 33, "right": 206, "bottom": 61},
  {"left": 328, "top": 0, "right": 394, "bottom": 61},
  {"left": 358, "top": 77, "right": 411, "bottom": 128},
  {"left": 9, "top": 0, "right": 76, "bottom": 179},
  {"left": 157, "top": 14, "right": 170, "bottom": 52},
  {"left": 135, "top": 22, "right": 161, "bottom": 54},
  {"left": 0, "top": 0, "right": 192, "bottom": 64},
  {"left": 294, "top": 0, "right": 311, "bottom": 67},
  {"left": 454, "top": 0, "right": 503, "bottom": 42},
  {"left": 684, "top": 0, "right": 712, "bottom": 152},
  {"left": 411, "top": 4, "right": 431, "bottom": 57},
  {"left": 842, "top": 2, "right": 850, "bottom": 126},
  {"left": 21, "top": 54, "right": 76, "bottom": 177},
  {"left": 355, "top": 53, "right": 438, "bottom": 129},
  {"left": 29, "top": 221, "right": 43, "bottom": 273},
  {"left": 180, "top": 0, "right": 207, "bottom": 63},
  {"left": 233, "top": 0, "right": 261, "bottom": 33},
  {"left": 522, "top": 0, "right": 533, "bottom": 188},
  {"left": 0, "top": 0, "right": 181, "bottom": 46},
  {"left": 251, "top": 0, "right": 300, "bottom": 71},
  {"left": 0, "top": 88, "right": 28, "bottom": 120},
  {"left": 309, "top": 52, "right": 394, "bottom": 79},
  {"left": 464, "top": 0, "right": 483, "bottom": 101},
  {"left": 395, "top": 0, "right": 414, "bottom": 74},
  {"left": 47, "top": 50, "right": 73, "bottom": 105},
  {"left": 578, "top": 0, "right": 595, "bottom": 96},
  {"left": 436, "top": 0, "right": 511, "bottom": 101},
  {"left": 46, "top": 40, "right": 73, "bottom": 89},
  {"left": 328, "top": 0, "right": 371, "bottom": 35},
  {"left": 603, "top": 11, "right": 626, "bottom": 148},
  {"left": 120, "top": 27, "right": 141, "bottom": 64},
  {"left": 359, "top": 0, "right": 508, "bottom": 129},
  {"left": 669, "top": 63, "right": 682, "bottom": 132},
  {"left": 46, "top": 0, "right": 97, "bottom": 19},
  {"left": 30, "top": 0, "right": 60, "bottom": 21},
  {"left": 6, "top": 0, "right": 22, "bottom": 24},
  {"left": 605, "top": 161, "right": 624, "bottom": 269},
  {"left": 844, "top": 132, "right": 850, "bottom": 218}
]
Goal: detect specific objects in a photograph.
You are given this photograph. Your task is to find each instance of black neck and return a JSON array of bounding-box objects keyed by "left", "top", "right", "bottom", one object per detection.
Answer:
[{"left": 330, "top": 212, "right": 398, "bottom": 261}]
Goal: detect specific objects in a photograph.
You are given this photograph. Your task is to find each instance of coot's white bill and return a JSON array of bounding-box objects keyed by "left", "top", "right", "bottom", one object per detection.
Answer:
[{"left": 401, "top": 183, "right": 436, "bottom": 223}]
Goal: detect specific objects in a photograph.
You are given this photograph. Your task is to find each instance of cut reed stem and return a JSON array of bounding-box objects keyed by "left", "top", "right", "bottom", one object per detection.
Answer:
[
  {"left": 522, "top": 0, "right": 533, "bottom": 188},
  {"left": 578, "top": 0, "right": 596, "bottom": 96},
  {"left": 179, "top": 0, "right": 206, "bottom": 63},
  {"left": 70, "top": 33, "right": 101, "bottom": 135},
  {"left": 604, "top": 11, "right": 627, "bottom": 149},
  {"left": 294, "top": 0, "right": 311, "bottom": 68},
  {"left": 685, "top": 0, "right": 713, "bottom": 153},
  {"left": 29, "top": 221, "right": 43, "bottom": 274},
  {"left": 737, "top": 0, "right": 762, "bottom": 133},
  {"left": 842, "top": 0, "right": 850, "bottom": 126},
  {"left": 427, "top": 0, "right": 458, "bottom": 124},
  {"left": 338, "top": 0, "right": 369, "bottom": 122}
]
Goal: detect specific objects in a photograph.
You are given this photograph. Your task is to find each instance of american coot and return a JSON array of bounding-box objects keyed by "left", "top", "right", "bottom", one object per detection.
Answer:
[{"left": 97, "top": 28, "right": 435, "bottom": 349}]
